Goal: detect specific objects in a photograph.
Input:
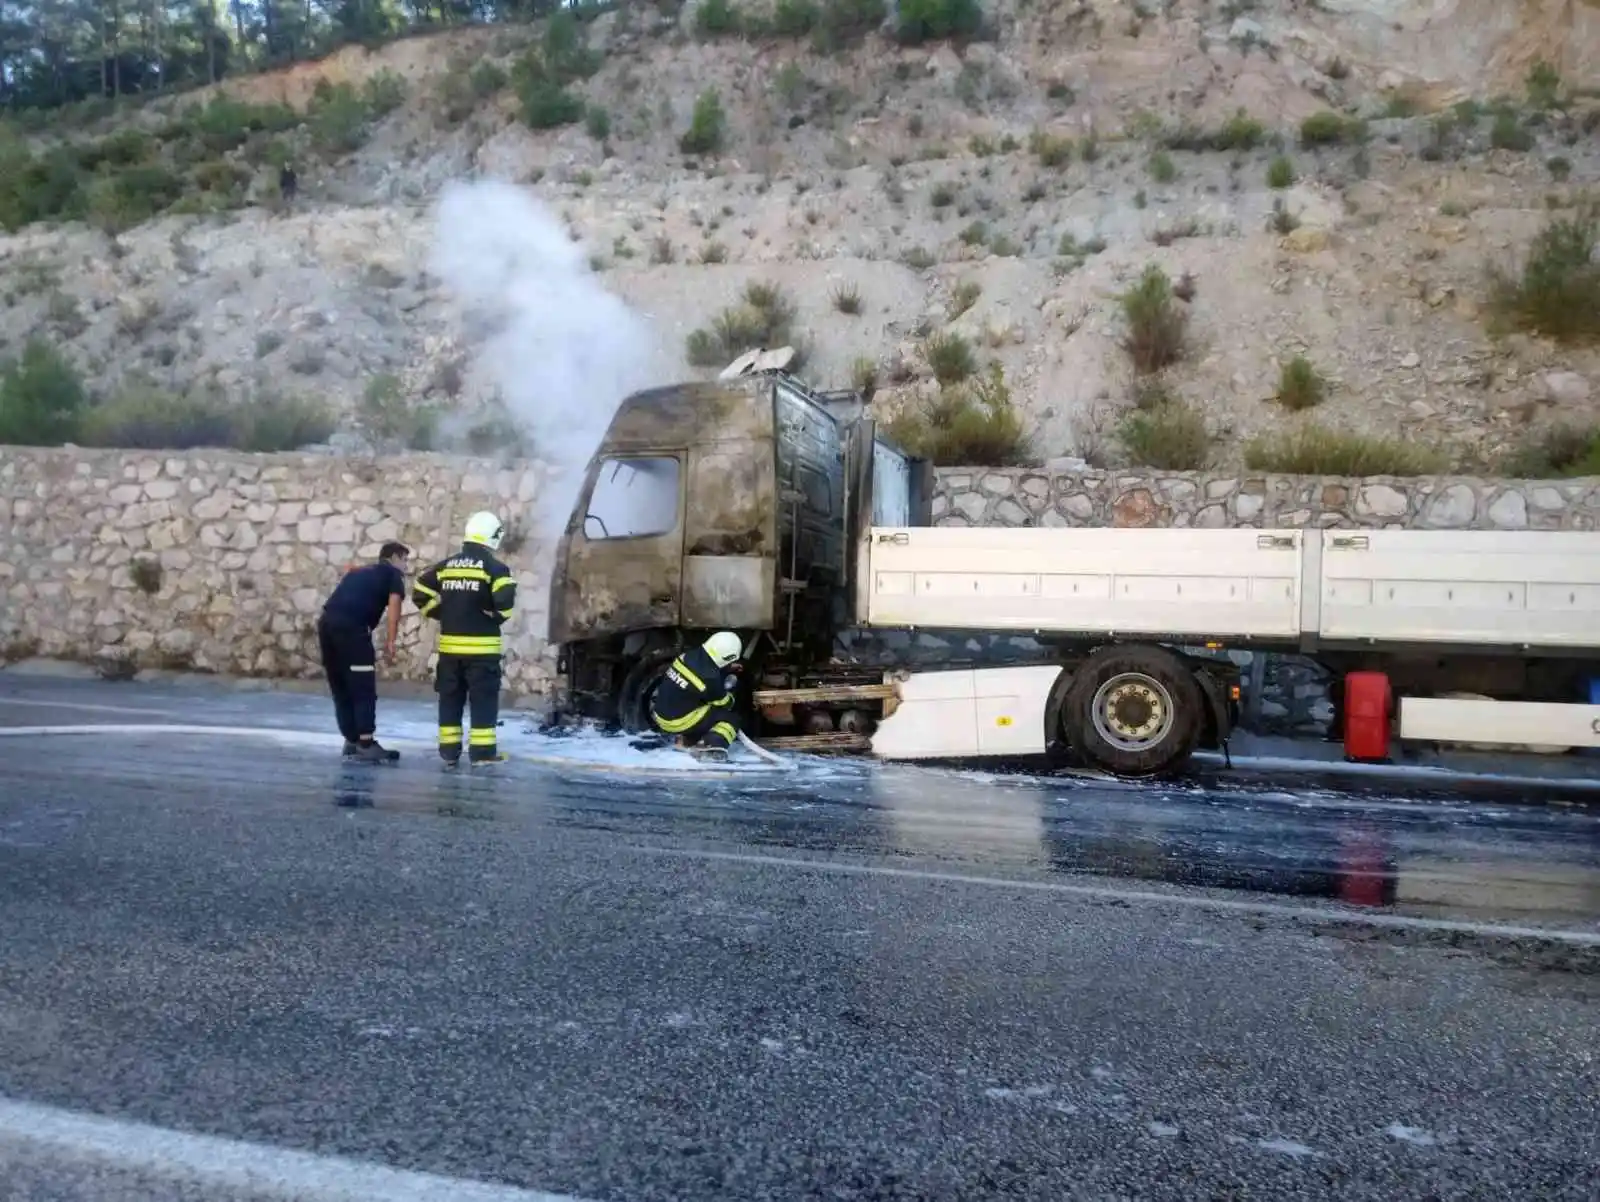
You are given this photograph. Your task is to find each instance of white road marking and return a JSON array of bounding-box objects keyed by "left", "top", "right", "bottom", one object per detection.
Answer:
[
  {"left": 632, "top": 847, "right": 1600, "bottom": 946},
  {"left": 0, "top": 698, "right": 176, "bottom": 716},
  {"left": 0, "top": 1095, "right": 605, "bottom": 1202}
]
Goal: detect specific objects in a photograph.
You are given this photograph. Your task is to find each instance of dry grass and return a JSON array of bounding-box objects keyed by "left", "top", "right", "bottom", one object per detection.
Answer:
[
  {"left": 1119, "top": 396, "right": 1211, "bottom": 469},
  {"left": 1244, "top": 426, "right": 1448, "bottom": 476}
]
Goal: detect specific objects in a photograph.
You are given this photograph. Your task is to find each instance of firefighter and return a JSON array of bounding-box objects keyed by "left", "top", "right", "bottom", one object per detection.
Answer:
[
  {"left": 412, "top": 511, "right": 517, "bottom": 768},
  {"left": 648, "top": 631, "right": 746, "bottom": 761},
  {"left": 317, "top": 540, "right": 411, "bottom": 763}
]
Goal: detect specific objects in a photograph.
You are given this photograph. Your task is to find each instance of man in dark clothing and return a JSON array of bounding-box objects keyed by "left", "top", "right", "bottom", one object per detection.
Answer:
[
  {"left": 318, "top": 541, "right": 410, "bottom": 763},
  {"left": 412, "top": 512, "right": 517, "bottom": 768},
  {"left": 648, "top": 631, "right": 746, "bottom": 761}
]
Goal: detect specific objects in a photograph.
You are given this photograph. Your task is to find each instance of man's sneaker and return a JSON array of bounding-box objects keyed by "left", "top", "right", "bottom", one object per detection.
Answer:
[
  {"left": 342, "top": 740, "right": 360, "bottom": 757},
  {"left": 350, "top": 741, "right": 399, "bottom": 763},
  {"left": 469, "top": 752, "right": 510, "bottom": 766}
]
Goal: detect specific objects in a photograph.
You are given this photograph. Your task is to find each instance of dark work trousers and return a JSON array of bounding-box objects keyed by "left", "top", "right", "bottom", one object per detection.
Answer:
[
  {"left": 437, "top": 654, "right": 502, "bottom": 763},
  {"left": 654, "top": 699, "right": 739, "bottom": 753},
  {"left": 318, "top": 616, "right": 377, "bottom": 742}
]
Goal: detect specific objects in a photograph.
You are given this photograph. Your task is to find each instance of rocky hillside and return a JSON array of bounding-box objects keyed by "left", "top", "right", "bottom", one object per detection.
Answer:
[{"left": 1, "top": 0, "right": 1597, "bottom": 475}]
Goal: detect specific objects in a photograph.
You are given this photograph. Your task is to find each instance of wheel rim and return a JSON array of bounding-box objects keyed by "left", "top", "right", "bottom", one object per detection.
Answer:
[{"left": 1090, "top": 672, "right": 1176, "bottom": 752}]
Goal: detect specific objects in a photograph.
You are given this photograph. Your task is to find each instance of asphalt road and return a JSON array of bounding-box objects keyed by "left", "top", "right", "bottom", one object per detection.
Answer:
[{"left": 2, "top": 674, "right": 1598, "bottom": 1201}]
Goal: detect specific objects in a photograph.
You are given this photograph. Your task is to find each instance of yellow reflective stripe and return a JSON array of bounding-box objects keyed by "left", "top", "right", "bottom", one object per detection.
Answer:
[
  {"left": 440, "top": 567, "right": 491, "bottom": 582},
  {"left": 412, "top": 582, "right": 439, "bottom": 598},
  {"left": 712, "top": 722, "right": 737, "bottom": 742},
  {"left": 672, "top": 657, "right": 706, "bottom": 692},
  {"left": 492, "top": 576, "right": 516, "bottom": 591},
  {"left": 468, "top": 728, "right": 497, "bottom": 745},
  {"left": 654, "top": 703, "right": 709, "bottom": 733},
  {"left": 419, "top": 599, "right": 439, "bottom": 616},
  {"left": 712, "top": 693, "right": 732, "bottom": 707},
  {"left": 439, "top": 725, "right": 462, "bottom": 741},
  {"left": 438, "top": 635, "right": 502, "bottom": 654},
  {"left": 497, "top": 609, "right": 513, "bottom": 619}
]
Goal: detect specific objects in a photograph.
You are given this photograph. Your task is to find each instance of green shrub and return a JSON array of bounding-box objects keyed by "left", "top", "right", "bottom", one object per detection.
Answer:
[
  {"left": 86, "top": 162, "right": 184, "bottom": 231},
  {"left": 831, "top": 281, "right": 863, "bottom": 314},
  {"left": 1243, "top": 426, "right": 1447, "bottom": 476},
  {"left": 811, "top": 0, "right": 887, "bottom": 52},
  {"left": 192, "top": 159, "right": 251, "bottom": 195},
  {"left": 362, "top": 69, "right": 407, "bottom": 117},
  {"left": 0, "top": 145, "right": 86, "bottom": 230},
  {"left": 1120, "top": 264, "right": 1188, "bottom": 374},
  {"left": 680, "top": 89, "right": 727, "bottom": 156},
  {"left": 1030, "top": 129, "right": 1073, "bottom": 167},
  {"left": 695, "top": 0, "right": 743, "bottom": 36},
  {"left": 1211, "top": 109, "right": 1267, "bottom": 150},
  {"left": 306, "top": 82, "right": 371, "bottom": 153},
  {"left": 183, "top": 96, "right": 298, "bottom": 155},
  {"left": 1526, "top": 60, "right": 1562, "bottom": 110},
  {"left": 520, "top": 78, "right": 584, "bottom": 129},
  {"left": 1266, "top": 155, "right": 1295, "bottom": 188},
  {"left": 358, "top": 373, "right": 439, "bottom": 451},
  {"left": 1275, "top": 355, "right": 1326, "bottom": 411},
  {"left": 1300, "top": 110, "right": 1364, "bottom": 146},
  {"left": 1488, "top": 213, "right": 1600, "bottom": 345},
  {"left": 895, "top": 0, "right": 983, "bottom": 45},
  {"left": 1489, "top": 110, "right": 1534, "bottom": 151},
  {"left": 923, "top": 331, "right": 978, "bottom": 385},
  {"left": 0, "top": 340, "right": 87, "bottom": 446},
  {"left": 585, "top": 105, "right": 611, "bottom": 141},
  {"left": 686, "top": 280, "right": 801, "bottom": 366},
  {"left": 1148, "top": 151, "right": 1177, "bottom": 182},
  {"left": 1120, "top": 398, "right": 1210, "bottom": 470},
  {"left": 76, "top": 388, "right": 337, "bottom": 452},
  {"left": 1497, "top": 425, "right": 1600, "bottom": 478},
  {"left": 541, "top": 10, "right": 604, "bottom": 81},
  {"left": 773, "top": 0, "right": 820, "bottom": 36},
  {"left": 438, "top": 58, "right": 509, "bottom": 125},
  {"left": 80, "top": 388, "right": 242, "bottom": 449},
  {"left": 232, "top": 394, "right": 339, "bottom": 452},
  {"left": 883, "top": 362, "right": 1030, "bottom": 466}
]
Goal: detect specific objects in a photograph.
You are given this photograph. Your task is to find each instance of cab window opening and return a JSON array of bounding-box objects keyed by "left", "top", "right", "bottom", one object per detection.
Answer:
[{"left": 583, "top": 456, "right": 681, "bottom": 541}]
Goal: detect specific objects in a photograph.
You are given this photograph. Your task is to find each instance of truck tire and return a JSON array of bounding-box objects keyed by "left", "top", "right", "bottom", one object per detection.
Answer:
[
  {"left": 1063, "top": 645, "right": 1204, "bottom": 777},
  {"left": 617, "top": 649, "right": 681, "bottom": 734}
]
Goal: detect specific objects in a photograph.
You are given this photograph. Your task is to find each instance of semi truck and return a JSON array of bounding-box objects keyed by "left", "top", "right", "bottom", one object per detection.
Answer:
[{"left": 546, "top": 352, "right": 1600, "bottom": 777}]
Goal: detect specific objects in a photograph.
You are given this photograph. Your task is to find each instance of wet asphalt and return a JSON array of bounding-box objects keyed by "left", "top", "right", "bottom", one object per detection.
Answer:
[{"left": 1, "top": 674, "right": 1598, "bottom": 1201}]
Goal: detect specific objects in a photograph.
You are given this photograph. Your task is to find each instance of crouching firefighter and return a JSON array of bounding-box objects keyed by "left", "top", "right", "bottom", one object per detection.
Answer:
[
  {"left": 412, "top": 511, "right": 516, "bottom": 767},
  {"left": 649, "top": 632, "right": 746, "bottom": 761}
]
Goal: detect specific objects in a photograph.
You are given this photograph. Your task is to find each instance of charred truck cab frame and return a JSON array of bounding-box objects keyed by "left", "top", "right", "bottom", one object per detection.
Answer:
[{"left": 548, "top": 355, "right": 1240, "bottom": 772}]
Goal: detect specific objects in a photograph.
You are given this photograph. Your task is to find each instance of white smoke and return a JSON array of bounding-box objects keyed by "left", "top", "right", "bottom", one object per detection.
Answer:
[{"left": 428, "top": 179, "right": 669, "bottom": 545}]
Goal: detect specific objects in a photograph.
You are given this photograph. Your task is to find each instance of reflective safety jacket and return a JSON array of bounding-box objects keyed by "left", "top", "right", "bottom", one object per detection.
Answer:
[
  {"left": 649, "top": 644, "right": 734, "bottom": 734},
  {"left": 412, "top": 541, "right": 517, "bottom": 656}
]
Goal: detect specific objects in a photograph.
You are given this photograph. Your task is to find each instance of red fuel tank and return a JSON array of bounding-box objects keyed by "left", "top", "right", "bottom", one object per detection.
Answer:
[{"left": 1343, "top": 671, "right": 1393, "bottom": 762}]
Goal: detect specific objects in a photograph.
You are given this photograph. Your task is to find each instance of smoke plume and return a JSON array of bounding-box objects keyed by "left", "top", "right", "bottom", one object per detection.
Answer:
[{"left": 428, "top": 179, "right": 668, "bottom": 546}]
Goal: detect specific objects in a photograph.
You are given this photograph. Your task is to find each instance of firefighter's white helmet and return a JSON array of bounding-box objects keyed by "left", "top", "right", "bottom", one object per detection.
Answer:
[
  {"left": 464, "top": 510, "right": 505, "bottom": 550},
  {"left": 704, "top": 631, "right": 743, "bottom": 667}
]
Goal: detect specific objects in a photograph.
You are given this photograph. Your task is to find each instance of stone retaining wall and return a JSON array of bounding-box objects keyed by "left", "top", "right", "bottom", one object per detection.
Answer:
[
  {"left": 0, "top": 448, "right": 565, "bottom": 698},
  {"left": 3, "top": 448, "right": 1595, "bottom": 730}
]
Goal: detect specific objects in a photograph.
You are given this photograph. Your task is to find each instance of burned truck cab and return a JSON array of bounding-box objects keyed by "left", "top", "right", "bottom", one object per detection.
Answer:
[{"left": 548, "top": 352, "right": 931, "bottom": 736}]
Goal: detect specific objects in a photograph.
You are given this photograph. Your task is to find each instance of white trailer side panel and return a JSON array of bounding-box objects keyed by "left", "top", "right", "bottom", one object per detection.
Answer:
[
  {"left": 869, "top": 665, "right": 1060, "bottom": 759},
  {"left": 1319, "top": 530, "right": 1600, "bottom": 650},
  {"left": 862, "top": 527, "right": 1302, "bottom": 639}
]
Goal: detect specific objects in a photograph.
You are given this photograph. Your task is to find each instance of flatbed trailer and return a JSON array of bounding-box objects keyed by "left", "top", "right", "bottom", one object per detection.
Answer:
[
  {"left": 857, "top": 527, "right": 1600, "bottom": 772},
  {"left": 546, "top": 356, "right": 1600, "bottom": 777}
]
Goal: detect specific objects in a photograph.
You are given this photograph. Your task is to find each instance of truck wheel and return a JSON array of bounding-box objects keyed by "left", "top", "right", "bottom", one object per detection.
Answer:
[
  {"left": 1063, "top": 645, "right": 1203, "bottom": 777},
  {"left": 617, "top": 649, "right": 680, "bottom": 734}
]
